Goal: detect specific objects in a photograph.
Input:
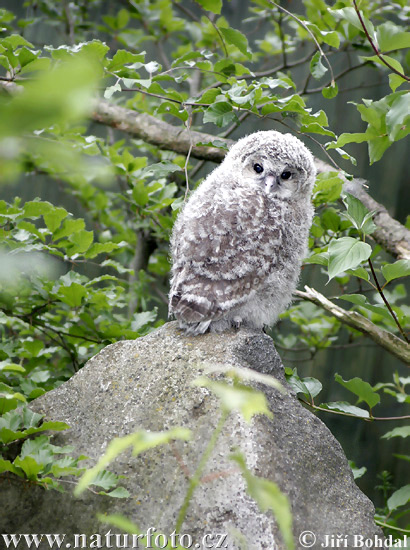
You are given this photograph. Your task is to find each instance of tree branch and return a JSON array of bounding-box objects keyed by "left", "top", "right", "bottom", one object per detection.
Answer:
[
  {"left": 1, "top": 78, "right": 409, "bottom": 261},
  {"left": 92, "top": 99, "right": 228, "bottom": 162},
  {"left": 91, "top": 99, "right": 410, "bottom": 261},
  {"left": 295, "top": 286, "right": 410, "bottom": 365},
  {"left": 352, "top": 0, "right": 410, "bottom": 82}
]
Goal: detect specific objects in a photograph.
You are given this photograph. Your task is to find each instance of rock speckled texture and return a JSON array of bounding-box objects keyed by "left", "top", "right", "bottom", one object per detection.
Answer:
[{"left": 0, "top": 323, "right": 383, "bottom": 549}]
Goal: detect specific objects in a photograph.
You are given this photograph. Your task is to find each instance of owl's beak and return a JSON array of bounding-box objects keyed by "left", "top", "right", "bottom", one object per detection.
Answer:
[{"left": 264, "top": 175, "right": 277, "bottom": 193}]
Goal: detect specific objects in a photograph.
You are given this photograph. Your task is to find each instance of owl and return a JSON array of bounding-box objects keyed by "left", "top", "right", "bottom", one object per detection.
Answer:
[{"left": 169, "top": 130, "right": 316, "bottom": 335}]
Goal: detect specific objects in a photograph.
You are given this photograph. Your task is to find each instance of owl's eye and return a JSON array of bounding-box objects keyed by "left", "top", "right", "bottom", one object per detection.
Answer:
[
  {"left": 253, "top": 163, "right": 264, "bottom": 174},
  {"left": 281, "top": 171, "right": 292, "bottom": 180}
]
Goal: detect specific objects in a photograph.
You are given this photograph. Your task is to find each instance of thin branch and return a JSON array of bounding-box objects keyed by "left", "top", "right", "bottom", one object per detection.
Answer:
[
  {"left": 205, "top": 50, "right": 315, "bottom": 91},
  {"left": 375, "top": 520, "right": 410, "bottom": 535},
  {"left": 352, "top": 0, "right": 410, "bottom": 82},
  {"left": 91, "top": 98, "right": 228, "bottom": 162},
  {"left": 266, "top": 0, "right": 335, "bottom": 85},
  {"left": 156, "top": 38, "right": 171, "bottom": 71},
  {"left": 171, "top": 0, "right": 200, "bottom": 23},
  {"left": 368, "top": 258, "right": 409, "bottom": 343},
  {"left": 295, "top": 286, "right": 410, "bottom": 365},
  {"left": 183, "top": 112, "right": 194, "bottom": 199},
  {"left": 304, "top": 61, "right": 370, "bottom": 94},
  {"left": 277, "top": 12, "right": 288, "bottom": 68},
  {"left": 203, "top": 12, "right": 228, "bottom": 57},
  {"left": 62, "top": 0, "right": 75, "bottom": 46},
  {"left": 220, "top": 111, "right": 250, "bottom": 139},
  {"left": 301, "top": 399, "right": 410, "bottom": 421}
]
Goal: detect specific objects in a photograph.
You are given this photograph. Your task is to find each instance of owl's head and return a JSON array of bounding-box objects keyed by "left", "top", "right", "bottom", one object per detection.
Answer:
[{"left": 227, "top": 130, "right": 316, "bottom": 200}]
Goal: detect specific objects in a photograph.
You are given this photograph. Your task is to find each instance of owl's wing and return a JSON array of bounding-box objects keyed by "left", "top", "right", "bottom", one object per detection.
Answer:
[{"left": 169, "top": 190, "right": 280, "bottom": 325}]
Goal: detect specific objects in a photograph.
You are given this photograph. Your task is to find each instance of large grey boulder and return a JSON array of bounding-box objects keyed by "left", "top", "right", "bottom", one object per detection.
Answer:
[{"left": 1, "top": 322, "right": 383, "bottom": 549}]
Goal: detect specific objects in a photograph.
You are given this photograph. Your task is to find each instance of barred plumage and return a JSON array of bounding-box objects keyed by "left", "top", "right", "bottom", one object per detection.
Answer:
[{"left": 169, "top": 130, "right": 316, "bottom": 335}]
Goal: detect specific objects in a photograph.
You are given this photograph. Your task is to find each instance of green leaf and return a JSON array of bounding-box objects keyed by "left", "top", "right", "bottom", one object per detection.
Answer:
[
  {"left": 304, "top": 252, "right": 328, "bottom": 266},
  {"left": 321, "top": 207, "right": 341, "bottom": 232},
  {"left": 389, "top": 73, "right": 407, "bottom": 93},
  {"left": 0, "top": 458, "right": 24, "bottom": 477},
  {"left": 220, "top": 27, "right": 252, "bottom": 59},
  {"left": 335, "top": 374, "right": 380, "bottom": 410},
  {"left": 381, "top": 260, "right": 410, "bottom": 283},
  {"left": 85, "top": 242, "right": 119, "bottom": 259},
  {"left": 22, "top": 407, "right": 43, "bottom": 428},
  {"left": 69, "top": 230, "right": 94, "bottom": 254},
  {"left": 13, "top": 456, "right": 43, "bottom": 480},
  {"left": 131, "top": 310, "right": 157, "bottom": 332},
  {"left": 102, "top": 487, "right": 130, "bottom": 498},
  {"left": 332, "top": 7, "right": 375, "bottom": 38},
  {"left": 349, "top": 461, "right": 367, "bottom": 480},
  {"left": 286, "top": 374, "right": 313, "bottom": 400},
  {"left": 382, "top": 426, "right": 410, "bottom": 440},
  {"left": 338, "top": 294, "right": 367, "bottom": 307},
  {"left": 385, "top": 93, "right": 410, "bottom": 141},
  {"left": 328, "top": 237, "right": 372, "bottom": 280},
  {"left": 104, "top": 82, "right": 121, "bottom": 99},
  {"left": 44, "top": 207, "right": 68, "bottom": 233},
  {"left": 377, "top": 22, "right": 410, "bottom": 52},
  {"left": 0, "top": 362, "right": 25, "bottom": 374},
  {"left": 301, "top": 377, "right": 323, "bottom": 399},
  {"left": 156, "top": 101, "right": 188, "bottom": 122},
  {"left": 342, "top": 193, "right": 376, "bottom": 234},
  {"left": 322, "top": 82, "right": 338, "bottom": 99},
  {"left": 313, "top": 172, "right": 343, "bottom": 204},
  {"left": 310, "top": 51, "right": 327, "bottom": 79},
  {"left": 53, "top": 218, "right": 85, "bottom": 240},
  {"left": 367, "top": 133, "right": 391, "bottom": 164},
  {"left": 319, "top": 401, "right": 370, "bottom": 418},
  {"left": 346, "top": 267, "right": 370, "bottom": 281},
  {"left": 18, "top": 47, "right": 39, "bottom": 68},
  {"left": 140, "top": 161, "right": 183, "bottom": 179},
  {"left": 387, "top": 485, "right": 410, "bottom": 512},
  {"left": 58, "top": 283, "right": 87, "bottom": 307},
  {"left": 0, "top": 55, "right": 101, "bottom": 136},
  {"left": 117, "top": 9, "right": 130, "bottom": 29},
  {"left": 194, "top": 378, "right": 273, "bottom": 423},
  {"left": 203, "top": 102, "right": 237, "bottom": 127},
  {"left": 34, "top": 421, "right": 70, "bottom": 432},
  {"left": 2, "top": 34, "right": 34, "bottom": 50},
  {"left": 23, "top": 200, "right": 52, "bottom": 218},
  {"left": 327, "top": 132, "right": 369, "bottom": 149},
  {"left": 195, "top": 0, "right": 222, "bottom": 14},
  {"left": 91, "top": 469, "right": 121, "bottom": 491},
  {"left": 231, "top": 452, "right": 294, "bottom": 550},
  {"left": 305, "top": 23, "right": 340, "bottom": 48}
]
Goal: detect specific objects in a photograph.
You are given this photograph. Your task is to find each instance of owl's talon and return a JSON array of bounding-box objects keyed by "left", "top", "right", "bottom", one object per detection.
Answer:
[{"left": 232, "top": 316, "right": 243, "bottom": 330}]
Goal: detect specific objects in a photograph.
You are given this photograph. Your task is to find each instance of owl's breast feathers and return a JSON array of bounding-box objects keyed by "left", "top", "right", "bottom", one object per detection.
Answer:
[{"left": 169, "top": 186, "right": 312, "bottom": 326}]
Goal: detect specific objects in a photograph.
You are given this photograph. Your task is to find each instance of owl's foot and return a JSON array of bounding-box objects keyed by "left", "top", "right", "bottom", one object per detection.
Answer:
[{"left": 232, "top": 316, "right": 243, "bottom": 330}]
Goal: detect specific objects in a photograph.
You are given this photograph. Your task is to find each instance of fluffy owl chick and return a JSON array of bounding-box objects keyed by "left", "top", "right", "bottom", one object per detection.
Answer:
[{"left": 169, "top": 130, "right": 316, "bottom": 335}]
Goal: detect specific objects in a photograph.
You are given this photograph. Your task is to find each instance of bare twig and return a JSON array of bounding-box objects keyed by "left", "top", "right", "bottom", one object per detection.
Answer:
[
  {"left": 294, "top": 286, "right": 410, "bottom": 365},
  {"left": 300, "top": 399, "right": 410, "bottom": 421},
  {"left": 183, "top": 111, "right": 194, "bottom": 199},
  {"left": 266, "top": 0, "right": 335, "bottom": 85},
  {"left": 368, "top": 258, "right": 409, "bottom": 343},
  {"left": 352, "top": 0, "right": 410, "bottom": 82}
]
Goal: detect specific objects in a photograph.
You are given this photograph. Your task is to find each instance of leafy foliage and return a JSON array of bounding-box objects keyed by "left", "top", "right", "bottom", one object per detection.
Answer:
[{"left": 0, "top": 406, "right": 127, "bottom": 495}]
